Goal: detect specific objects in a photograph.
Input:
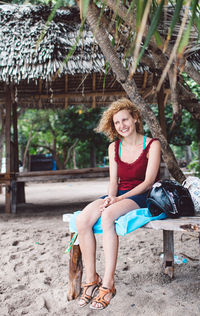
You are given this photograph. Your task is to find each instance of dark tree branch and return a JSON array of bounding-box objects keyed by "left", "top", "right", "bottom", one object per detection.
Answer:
[{"left": 168, "top": 69, "right": 182, "bottom": 138}]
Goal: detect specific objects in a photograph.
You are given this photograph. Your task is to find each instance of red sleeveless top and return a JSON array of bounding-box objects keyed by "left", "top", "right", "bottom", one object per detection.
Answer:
[{"left": 115, "top": 138, "right": 160, "bottom": 190}]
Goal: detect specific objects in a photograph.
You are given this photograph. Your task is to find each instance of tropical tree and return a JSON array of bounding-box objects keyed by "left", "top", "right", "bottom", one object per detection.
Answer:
[{"left": 73, "top": 0, "right": 200, "bottom": 183}]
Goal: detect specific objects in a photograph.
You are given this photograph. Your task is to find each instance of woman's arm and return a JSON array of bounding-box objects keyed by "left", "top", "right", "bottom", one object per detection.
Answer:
[
  {"left": 117, "top": 139, "right": 161, "bottom": 202},
  {"left": 100, "top": 142, "right": 118, "bottom": 210},
  {"left": 107, "top": 142, "right": 118, "bottom": 197}
]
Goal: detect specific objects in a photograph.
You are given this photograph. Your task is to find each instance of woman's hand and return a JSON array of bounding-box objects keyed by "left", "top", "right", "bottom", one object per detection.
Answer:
[{"left": 99, "top": 196, "right": 119, "bottom": 213}]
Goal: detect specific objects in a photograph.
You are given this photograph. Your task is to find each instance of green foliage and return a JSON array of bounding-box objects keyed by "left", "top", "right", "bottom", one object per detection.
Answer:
[
  {"left": 143, "top": 103, "right": 197, "bottom": 146},
  {"left": 18, "top": 106, "right": 109, "bottom": 169},
  {"left": 165, "top": 107, "right": 198, "bottom": 145},
  {"left": 182, "top": 72, "right": 200, "bottom": 100},
  {"left": 187, "top": 159, "right": 200, "bottom": 177},
  {"left": 136, "top": 0, "right": 165, "bottom": 65}
]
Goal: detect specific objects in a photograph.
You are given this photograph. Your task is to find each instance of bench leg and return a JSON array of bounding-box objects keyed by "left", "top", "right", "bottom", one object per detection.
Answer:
[
  {"left": 11, "top": 180, "right": 17, "bottom": 214},
  {"left": 67, "top": 233, "right": 83, "bottom": 301},
  {"left": 162, "top": 230, "right": 174, "bottom": 279},
  {"left": 17, "top": 182, "right": 25, "bottom": 203}
]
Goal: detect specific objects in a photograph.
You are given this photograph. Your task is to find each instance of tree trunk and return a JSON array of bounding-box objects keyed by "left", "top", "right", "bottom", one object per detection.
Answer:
[
  {"left": 185, "top": 145, "right": 192, "bottom": 165},
  {"left": 22, "top": 125, "right": 33, "bottom": 170},
  {"left": 86, "top": 3, "right": 185, "bottom": 183},
  {"left": 73, "top": 147, "right": 77, "bottom": 169}
]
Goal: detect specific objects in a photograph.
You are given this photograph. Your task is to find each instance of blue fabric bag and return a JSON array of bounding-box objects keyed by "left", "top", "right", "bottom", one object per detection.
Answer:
[{"left": 69, "top": 208, "right": 167, "bottom": 236}]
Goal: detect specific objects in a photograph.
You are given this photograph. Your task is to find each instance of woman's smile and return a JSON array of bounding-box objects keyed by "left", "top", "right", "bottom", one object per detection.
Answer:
[{"left": 120, "top": 127, "right": 129, "bottom": 133}]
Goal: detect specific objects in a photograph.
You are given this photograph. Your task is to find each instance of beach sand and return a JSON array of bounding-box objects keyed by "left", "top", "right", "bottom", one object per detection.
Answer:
[{"left": 0, "top": 179, "right": 199, "bottom": 316}]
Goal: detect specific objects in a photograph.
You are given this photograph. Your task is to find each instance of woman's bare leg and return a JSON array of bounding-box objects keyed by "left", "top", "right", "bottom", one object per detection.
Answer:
[
  {"left": 76, "top": 199, "right": 103, "bottom": 283},
  {"left": 91, "top": 199, "right": 139, "bottom": 308}
]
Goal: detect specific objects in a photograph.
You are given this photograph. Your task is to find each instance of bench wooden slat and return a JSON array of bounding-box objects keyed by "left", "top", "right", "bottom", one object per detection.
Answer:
[
  {"left": 63, "top": 214, "right": 200, "bottom": 233},
  {"left": 16, "top": 167, "right": 109, "bottom": 177},
  {"left": 16, "top": 167, "right": 109, "bottom": 182},
  {"left": 144, "top": 216, "right": 200, "bottom": 232}
]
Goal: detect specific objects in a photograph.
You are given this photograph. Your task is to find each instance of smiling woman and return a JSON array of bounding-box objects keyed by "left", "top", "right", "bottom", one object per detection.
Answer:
[{"left": 75, "top": 98, "right": 161, "bottom": 310}]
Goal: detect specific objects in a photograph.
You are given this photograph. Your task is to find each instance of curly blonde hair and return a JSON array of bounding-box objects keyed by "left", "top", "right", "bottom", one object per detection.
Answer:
[{"left": 96, "top": 98, "right": 144, "bottom": 141}]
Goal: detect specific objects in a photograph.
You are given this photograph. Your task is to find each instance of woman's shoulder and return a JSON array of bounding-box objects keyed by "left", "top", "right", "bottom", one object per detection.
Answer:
[
  {"left": 109, "top": 140, "right": 120, "bottom": 149},
  {"left": 109, "top": 140, "right": 121, "bottom": 160},
  {"left": 108, "top": 141, "right": 115, "bottom": 154},
  {"left": 109, "top": 141, "right": 115, "bottom": 149},
  {"left": 145, "top": 137, "right": 160, "bottom": 149}
]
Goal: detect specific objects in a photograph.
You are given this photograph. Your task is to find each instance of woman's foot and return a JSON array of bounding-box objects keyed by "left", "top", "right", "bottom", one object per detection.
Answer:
[
  {"left": 90, "top": 285, "right": 116, "bottom": 310},
  {"left": 78, "top": 274, "right": 102, "bottom": 308}
]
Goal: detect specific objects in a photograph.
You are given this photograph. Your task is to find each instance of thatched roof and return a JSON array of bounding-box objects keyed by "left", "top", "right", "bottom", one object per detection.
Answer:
[
  {"left": 0, "top": 4, "right": 107, "bottom": 83},
  {"left": 0, "top": 4, "right": 151, "bottom": 107},
  {"left": 0, "top": 4, "right": 198, "bottom": 109},
  {"left": 0, "top": 4, "right": 123, "bottom": 107}
]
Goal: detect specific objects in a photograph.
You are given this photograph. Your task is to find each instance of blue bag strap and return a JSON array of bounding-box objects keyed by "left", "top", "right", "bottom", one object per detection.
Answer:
[{"left": 143, "top": 135, "right": 147, "bottom": 150}]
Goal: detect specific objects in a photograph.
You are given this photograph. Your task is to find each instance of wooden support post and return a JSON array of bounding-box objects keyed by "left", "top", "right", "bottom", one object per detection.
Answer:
[
  {"left": 5, "top": 85, "right": 12, "bottom": 213},
  {"left": 142, "top": 71, "right": 148, "bottom": 89},
  {"left": 67, "top": 233, "right": 83, "bottom": 301},
  {"left": 12, "top": 101, "right": 19, "bottom": 173},
  {"left": 13, "top": 100, "right": 25, "bottom": 204},
  {"left": 163, "top": 230, "right": 174, "bottom": 278}
]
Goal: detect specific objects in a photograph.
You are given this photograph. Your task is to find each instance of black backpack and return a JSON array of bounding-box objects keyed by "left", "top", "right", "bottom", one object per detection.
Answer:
[{"left": 147, "top": 179, "right": 195, "bottom": 218}]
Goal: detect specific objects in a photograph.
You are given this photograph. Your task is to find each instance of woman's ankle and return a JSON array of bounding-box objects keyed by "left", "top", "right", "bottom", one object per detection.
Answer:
[
  {"left": 85, "top": 272, "right": 98, "bottom": 283},
  {"left": 102, "top": 278, "right": 114, "bottom": 289}
]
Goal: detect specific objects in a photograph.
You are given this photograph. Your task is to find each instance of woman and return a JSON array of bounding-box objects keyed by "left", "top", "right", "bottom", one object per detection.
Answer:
[{"left": 76, "top": 98, "right": 161, "bottom": 310}]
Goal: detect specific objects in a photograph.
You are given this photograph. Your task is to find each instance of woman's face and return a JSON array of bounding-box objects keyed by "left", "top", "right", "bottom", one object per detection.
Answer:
[{"left": 113, "top": 109, "right": 137, "bottom": 138}]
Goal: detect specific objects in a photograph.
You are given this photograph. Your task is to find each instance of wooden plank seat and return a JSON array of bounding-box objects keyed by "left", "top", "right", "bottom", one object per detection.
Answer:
[
  {"left": 0, "top": 168, "right": 109, "bottom": 186},
  {"left": 63, "top": 214, "right": 200, "bottom": 300},
  {"left": 16, "top": 167, "right": 109, "bottom": 182}
]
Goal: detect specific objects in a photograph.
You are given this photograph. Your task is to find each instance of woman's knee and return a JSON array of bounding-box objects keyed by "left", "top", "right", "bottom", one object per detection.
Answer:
[
  {"left": 76, "top": 213, "right": 89, "bottom": 232},
  {"left": 76, "top": 212, "right": 95, "bottom": 233},
  {"left": 101, "top": 210, "right": 115, "bottom": 230}
]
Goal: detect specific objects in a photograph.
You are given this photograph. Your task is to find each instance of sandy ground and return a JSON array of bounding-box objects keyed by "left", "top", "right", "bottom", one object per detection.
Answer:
[{"left": 0, "top": 178, "right": 200, "bottom": 316}]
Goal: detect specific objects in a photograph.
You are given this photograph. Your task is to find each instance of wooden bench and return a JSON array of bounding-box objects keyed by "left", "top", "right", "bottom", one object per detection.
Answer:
[
  {"left": 63, "top": 214, "right": 200, "bottom": 301},
  {"left": 15, "top": 167, "right": 109, "bottom": 183},
  {"left": 0, "top": 167, "right": 109, "bottom": 213}
]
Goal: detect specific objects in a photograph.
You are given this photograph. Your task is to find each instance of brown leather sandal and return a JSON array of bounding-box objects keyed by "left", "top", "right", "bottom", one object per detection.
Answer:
[
  {"left": 90, "top": 285, "right": 116, "bottom": 310},
  {"left": 79, "top": 274, "right": 102, "bottom": 308}
]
